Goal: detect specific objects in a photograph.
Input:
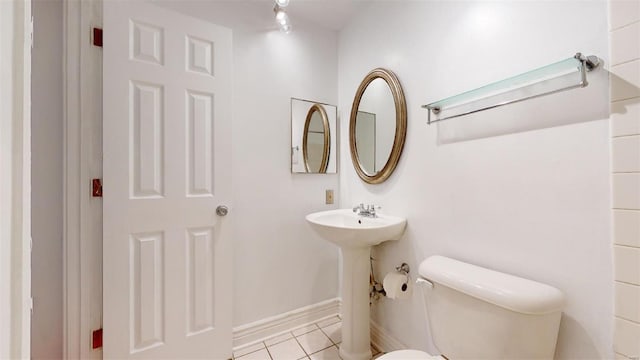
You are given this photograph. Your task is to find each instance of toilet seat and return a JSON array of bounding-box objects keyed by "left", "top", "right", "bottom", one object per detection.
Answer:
[{"left": 376, "top": 349, "right": 444, "bottom": 360}]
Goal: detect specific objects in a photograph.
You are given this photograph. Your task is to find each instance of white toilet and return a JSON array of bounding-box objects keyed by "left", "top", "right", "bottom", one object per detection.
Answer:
[{"left": 378, "top": 256, "right": 565, "bottom": 360}]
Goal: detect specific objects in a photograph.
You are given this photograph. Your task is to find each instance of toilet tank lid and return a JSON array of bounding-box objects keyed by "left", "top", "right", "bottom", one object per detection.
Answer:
[{"left": 419, "top": 256, "right": 564, "bottom": 315}]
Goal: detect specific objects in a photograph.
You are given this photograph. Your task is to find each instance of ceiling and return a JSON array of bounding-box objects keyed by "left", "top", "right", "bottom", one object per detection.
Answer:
[
  {"left": 285, "top": 0, "right": 368, "bottom": 31},
  {"left": 154, "top": 0, "right": 369, "bottom": 32}
]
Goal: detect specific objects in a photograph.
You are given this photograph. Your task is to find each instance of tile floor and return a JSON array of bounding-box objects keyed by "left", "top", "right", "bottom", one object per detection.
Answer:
[{"left": 233, "top": 316, "right": 384, "bottom": 360}]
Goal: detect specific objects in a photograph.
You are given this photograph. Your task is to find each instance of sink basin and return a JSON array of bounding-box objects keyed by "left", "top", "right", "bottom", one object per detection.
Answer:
[
  {"left": 305, "top": 208, "right": 407, "bottom": 360},
  {"left": 305, "top": 209, "right": 407, "bottom": 249}
]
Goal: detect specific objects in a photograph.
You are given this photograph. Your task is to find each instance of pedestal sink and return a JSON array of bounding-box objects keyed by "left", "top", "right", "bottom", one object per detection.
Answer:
[{"left": 306, "top": 209, "right": 407, "bottom": 360}]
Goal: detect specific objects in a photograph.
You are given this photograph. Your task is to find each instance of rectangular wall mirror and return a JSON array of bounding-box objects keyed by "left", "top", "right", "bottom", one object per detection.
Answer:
[{"left": 291, "top": 98, "right": 337, "bottom": 174}]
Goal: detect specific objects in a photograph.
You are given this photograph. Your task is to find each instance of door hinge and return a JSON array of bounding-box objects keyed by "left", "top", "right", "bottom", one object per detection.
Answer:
[
  {"left": 92, "top": 178, "right": 102, "bottom": 197},
  {"left": 30, "top": 16, "right": 34, "bottom": 49},
  {"left": 92, "top": 27, "right": 103, "bottom": 47},
  {"left": 92, "top": 328, "right": 103, "bottom": 349},
  {"left": 29, "top": 297, "right": 33, "bottom": 315}
]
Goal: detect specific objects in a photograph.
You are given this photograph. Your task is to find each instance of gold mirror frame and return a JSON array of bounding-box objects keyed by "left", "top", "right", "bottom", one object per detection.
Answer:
[
  {"left": 349, "top": 68, "right": 407, "bottom": 184},
  {"left": 302, "top": 104, "right": 331, "bottom": 173}
]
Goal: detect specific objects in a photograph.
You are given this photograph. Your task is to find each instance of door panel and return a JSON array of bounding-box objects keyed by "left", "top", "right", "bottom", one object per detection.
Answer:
[{"left": 103, "top": 2, "right": 232, "bottom": 358}]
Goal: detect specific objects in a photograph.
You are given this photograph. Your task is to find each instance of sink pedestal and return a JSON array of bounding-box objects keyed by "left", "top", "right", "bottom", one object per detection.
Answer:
[
  {"left": 339, "top": 247, "right": 373, "bottom": 360},
  {"left": 305, "top": 209, "right": 407, "bottom": 360}
]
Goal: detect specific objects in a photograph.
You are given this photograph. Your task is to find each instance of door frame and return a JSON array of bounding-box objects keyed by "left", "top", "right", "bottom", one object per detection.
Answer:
[
  {"left": 62, "top": 0, "right": 103, "bottom": 359},
  {"left": 0, "top": 0, "right": 32, "bottom": 357}
]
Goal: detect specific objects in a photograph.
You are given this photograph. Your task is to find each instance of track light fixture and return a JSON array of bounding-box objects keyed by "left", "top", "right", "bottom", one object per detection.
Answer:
[{"left": 274, "top": 1, "right": 291, "bottom": 33}]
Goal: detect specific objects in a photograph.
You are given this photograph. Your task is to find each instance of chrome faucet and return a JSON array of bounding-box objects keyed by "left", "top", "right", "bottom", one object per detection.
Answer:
[{"left": 352, "top": 203, "right": 380, "bottom": 217}]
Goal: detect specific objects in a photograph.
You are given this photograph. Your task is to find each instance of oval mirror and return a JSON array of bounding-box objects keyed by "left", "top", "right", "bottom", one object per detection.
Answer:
[
  {"left": 303, "top": 104, "right": 330, "bottom": 173},
  {"left": 349, "top": 68, "right": 406, "bottom": 184}
]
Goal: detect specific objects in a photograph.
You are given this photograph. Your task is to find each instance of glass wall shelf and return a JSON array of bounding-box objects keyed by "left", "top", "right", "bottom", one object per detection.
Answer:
[{"left": 422, "top": 53, "right": 600, "bottom": 124}]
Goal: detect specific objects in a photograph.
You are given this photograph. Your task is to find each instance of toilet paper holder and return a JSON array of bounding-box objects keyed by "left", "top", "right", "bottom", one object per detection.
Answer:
[
  {"left": 395, "top": 263, "right": 410, "bottom": 275},
  {"left": 383, "top": 262, "right": 413, "bottom": 299},
  {"left": 396, "top": 263, "right": 411, "bottom": 290}
]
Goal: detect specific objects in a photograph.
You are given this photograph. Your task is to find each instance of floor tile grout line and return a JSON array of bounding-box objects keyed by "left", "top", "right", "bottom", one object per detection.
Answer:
[
  {"left": 263, "top": 340, "right": 274, "bottom": 360},
  {"left": 268, "top": 335, "right": 311, "bottom": 360},
  {"left": 307, "top": 344, "right": 337, "bottom": 357},
  {"left": 315, "top": 316, "right": 341, "bottom": 328},
  {"left": 233, "top": 343, "right": 267, "bottom": 359},
  {"left": 264, "top": 331, "right": 295, "bottom": 348},
  {"left": 292, "top": 324, "right": 320, "bottom": 337},
  {"left": 318, "top": 325, "right": 339, "bottom": 347},
  {"left": 238, "top": 320, "right": 343, "bottom": 360},
  {"left": 293, "top": 334, "right": 311, "bottom": 358},
  {"left": 295, "top": 322, "right": 336, "bottom": 358}
]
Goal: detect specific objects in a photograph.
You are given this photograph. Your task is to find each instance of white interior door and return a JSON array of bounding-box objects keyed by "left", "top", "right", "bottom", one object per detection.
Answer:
[{"left": 103, "top": 2, "right": 232, "bottom": 358}]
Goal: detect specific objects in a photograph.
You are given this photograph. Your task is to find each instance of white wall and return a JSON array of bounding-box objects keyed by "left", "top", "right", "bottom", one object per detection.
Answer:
[
  {"left": 157, "top": 1, "right": 342, "bottom": 327},
  {"left": 31, "top": 0, "right": 64, "bottom": 358},
  {"left": 338, "top": 2, "right": 612, "bottom": 359},
  {"left": 231, "top": 25, "right": 340, "bottom": 327},
  {"left": 609, "top": 1, "right": 640, "bottom": 358}
]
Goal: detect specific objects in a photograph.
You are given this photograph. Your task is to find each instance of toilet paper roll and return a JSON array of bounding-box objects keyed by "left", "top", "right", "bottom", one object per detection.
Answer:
[{"left": 383, "top": 272, "right": 412, "bottom": 300}]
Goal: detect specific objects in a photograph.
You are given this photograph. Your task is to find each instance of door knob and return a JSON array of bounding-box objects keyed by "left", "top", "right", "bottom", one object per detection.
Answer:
[{"left": 216, "top": 205, "right": 229, "bottom": 216}]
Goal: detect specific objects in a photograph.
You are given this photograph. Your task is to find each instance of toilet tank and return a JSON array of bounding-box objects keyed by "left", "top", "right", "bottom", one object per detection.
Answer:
[{"left": 419, "top": 256, "right": 564, "bottom": 360}]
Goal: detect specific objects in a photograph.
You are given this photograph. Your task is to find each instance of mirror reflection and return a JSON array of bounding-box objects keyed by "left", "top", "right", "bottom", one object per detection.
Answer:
[
  {"left": 303, "top": 104, "right": 329, "bottom": 172},
  {"left": 355, "top": 78, "right": 395, "bottom": 175},
  {"left": 349, "top": 68, "right": 406, "bottom": 184},
  {"left": 291, "top": 98, "right": 337, "bottom": 174}
]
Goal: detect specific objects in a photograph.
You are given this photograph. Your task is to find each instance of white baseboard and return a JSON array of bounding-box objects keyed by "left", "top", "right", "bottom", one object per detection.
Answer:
[
  {"left": 370, "top": 319, "right": 406, "bottom": 353},
  {"left": 232, "top": 298, "right": 407, "bottom": 354},
  {"left": 232, "top": 298, "right": 341, "bottom": 349}
]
